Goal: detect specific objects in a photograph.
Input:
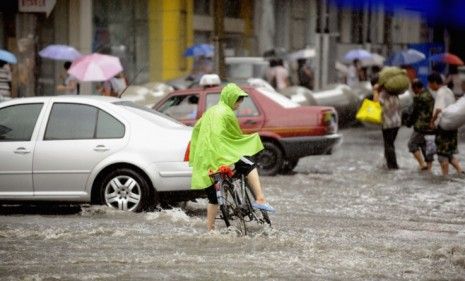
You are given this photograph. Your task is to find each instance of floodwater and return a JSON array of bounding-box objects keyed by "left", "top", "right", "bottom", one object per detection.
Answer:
[{"left": 1, "top": 127, "right": 465, "bottom": 280}]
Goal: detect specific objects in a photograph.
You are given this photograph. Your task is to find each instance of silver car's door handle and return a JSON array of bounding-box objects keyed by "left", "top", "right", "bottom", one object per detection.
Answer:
[
  {"left": 14, "top": 147, "right": 31, "bottom": 154},
  {"left": 94, "top": 145, "right": 110, "bottom": 152}
]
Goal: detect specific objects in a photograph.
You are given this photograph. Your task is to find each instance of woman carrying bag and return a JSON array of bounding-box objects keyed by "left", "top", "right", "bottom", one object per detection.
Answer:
[{"left": 373, "top": 67, "right": 410, "bottom": 170}]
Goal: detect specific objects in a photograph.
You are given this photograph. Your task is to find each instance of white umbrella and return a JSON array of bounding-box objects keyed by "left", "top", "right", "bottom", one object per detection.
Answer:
[
  {"left": 361, "top": 53, "right": 385, "bottom": 67},
  {"left": 288, "top": 48, "right": 316, "bottom": 60},
  {"left": 344, "top": 49, "right": 372, "bottom": 62}
]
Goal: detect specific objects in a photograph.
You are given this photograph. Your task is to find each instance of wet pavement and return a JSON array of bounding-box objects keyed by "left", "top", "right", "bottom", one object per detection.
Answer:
[{"left": 1, "top": 126, "right": 465, "bottom": 280}]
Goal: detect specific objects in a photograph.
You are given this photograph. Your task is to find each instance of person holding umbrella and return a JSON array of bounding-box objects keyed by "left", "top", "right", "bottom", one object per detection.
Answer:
[
  {"left": 444, "top": 65, "right": 463, "bottom": 99},
  {"left": 0, "top": 49, "right": 17, "bottom": 98},
  {"left": 56, "top": 61, "right": 79, "bottom": 95},
  {"left": 0, "top": 60, "right": 12, "bottom": 97},
  {"left": 347, "top": 59, "right": 362, "bottom": 88},
  {"left": 39, "top": 45, "right": 82, "bottom": 95},
  {"left": 297, "top": 58, "right": 314, "bottom": 90}
]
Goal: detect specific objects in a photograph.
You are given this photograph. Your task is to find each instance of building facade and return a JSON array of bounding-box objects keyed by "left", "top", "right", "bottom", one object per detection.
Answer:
[{"left": 0, "top": 0, "right": 442, "bottom": 97}]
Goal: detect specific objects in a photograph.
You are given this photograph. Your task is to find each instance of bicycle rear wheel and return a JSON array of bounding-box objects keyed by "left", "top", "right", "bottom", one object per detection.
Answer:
[{"left": 219, "top": 181, "right": 247, "bottom": 235}]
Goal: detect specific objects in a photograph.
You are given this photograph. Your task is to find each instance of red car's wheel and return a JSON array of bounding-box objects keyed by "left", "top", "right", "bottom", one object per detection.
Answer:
[{"left": 256, "top": 141, "right": 283, "bottom": 176}]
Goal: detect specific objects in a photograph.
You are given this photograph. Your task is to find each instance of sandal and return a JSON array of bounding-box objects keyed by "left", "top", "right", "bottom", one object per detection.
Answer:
[{"left": 252, "top": 202, "right": 276, "bottom": 213}]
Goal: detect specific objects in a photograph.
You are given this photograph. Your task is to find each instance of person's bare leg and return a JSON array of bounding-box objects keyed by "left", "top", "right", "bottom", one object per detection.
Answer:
[
  {"left": 439, "top": 160, "right": 449, "bottom": 176},
  {"left": 413, "top": 150, "right": 426, "bottom": 170},
  {"left": 450, "top": 157, "right": 463, "bottom": 174},
  {"left": 207, "top": 204, "right": 218, "bottom": 231},
  {"left": 426, "top": 161, "right": 433, "bottom": 173},
  {"left": 246, "top": 168, "right": 266, "bottom": 204}
]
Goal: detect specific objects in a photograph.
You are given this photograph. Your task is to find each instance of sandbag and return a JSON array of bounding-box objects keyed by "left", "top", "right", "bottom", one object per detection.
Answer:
[
  {"left": 378, "top": 67, "right": 410, "bottom": 95},
  {"left": 439, "top": 96, "right": 465, "bottom": 130}
]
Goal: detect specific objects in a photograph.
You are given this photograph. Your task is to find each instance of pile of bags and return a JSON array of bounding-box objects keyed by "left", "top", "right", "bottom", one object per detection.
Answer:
[{"left": 378, "top": 67, "right": 410, "bottom": 95}]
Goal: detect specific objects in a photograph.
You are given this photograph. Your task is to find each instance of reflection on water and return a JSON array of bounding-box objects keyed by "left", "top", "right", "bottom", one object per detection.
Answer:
[{"left": 1, "top": 127, "right": 465, "bottom": 280}]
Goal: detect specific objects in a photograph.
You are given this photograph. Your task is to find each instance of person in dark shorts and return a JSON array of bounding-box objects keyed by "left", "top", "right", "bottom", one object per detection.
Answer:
[
  {"left": 407, "top": 79, "right": 435, "bottom": 172},
  {"left": 428, "top": 73, "right": 463, "bottom": 176},
  {"left": 204, "top": 157, "right": 256, "bottom": 205}
]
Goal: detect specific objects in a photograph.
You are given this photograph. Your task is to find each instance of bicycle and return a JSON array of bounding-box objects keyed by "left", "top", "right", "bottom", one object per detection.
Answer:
[{"left": 209, "top": 165, "right": 271, "bottom": 235}]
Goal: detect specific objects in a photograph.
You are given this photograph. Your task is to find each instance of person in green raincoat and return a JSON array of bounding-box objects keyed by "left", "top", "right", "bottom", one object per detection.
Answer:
[{"left": 189, "top": 83, "right": 275, "bottom": 231}]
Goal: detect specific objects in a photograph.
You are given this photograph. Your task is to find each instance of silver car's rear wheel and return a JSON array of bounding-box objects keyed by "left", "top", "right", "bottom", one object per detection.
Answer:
[
  {"left": 104, "top": 176, "right": 142, "bottom": 211},
  {"left": 101, "top": 168, "right": 152, "bottom": 212}
]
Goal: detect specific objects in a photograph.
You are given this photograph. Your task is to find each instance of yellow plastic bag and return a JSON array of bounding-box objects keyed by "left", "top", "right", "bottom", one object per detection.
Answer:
[{"left": 356, "top": 99, "right": 382, "bottom": 125}]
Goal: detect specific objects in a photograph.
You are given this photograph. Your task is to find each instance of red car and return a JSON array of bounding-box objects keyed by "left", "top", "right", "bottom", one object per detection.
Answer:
[{"left": 154, "top": 83, "right": 342, "bottom": 175}]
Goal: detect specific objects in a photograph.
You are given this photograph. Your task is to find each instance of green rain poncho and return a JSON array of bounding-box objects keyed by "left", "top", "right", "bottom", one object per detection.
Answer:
[{"left": 189, "top": 83, "right": 264, "bottom": 189}]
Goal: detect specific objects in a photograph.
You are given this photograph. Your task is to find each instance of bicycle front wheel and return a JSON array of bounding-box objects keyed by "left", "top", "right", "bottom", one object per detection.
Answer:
[
  {"left": 220, "top": 182, "right": 247, "bottom": 235},
  {"left": 243, "top": 181, "right": 271, "bottom": 226}
]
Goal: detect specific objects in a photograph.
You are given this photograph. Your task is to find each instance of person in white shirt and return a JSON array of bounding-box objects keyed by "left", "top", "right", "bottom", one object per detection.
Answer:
[
  {"left": 445, "top": 65, "right": 463, "bottom": 98},
  {"left": 265, "top": 58, "right": 290, "bottom": 91},
  {"left": 428, "top": 72, "right": 463, "bottom": 176},
  {"left": 347, "top": 59, "right": 361, "bottom": 88}
]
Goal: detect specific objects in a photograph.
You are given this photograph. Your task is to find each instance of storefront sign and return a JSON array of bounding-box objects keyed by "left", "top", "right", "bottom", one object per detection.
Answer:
[{"left": 18, "top": 0, "right": 56, "bottom": 17}]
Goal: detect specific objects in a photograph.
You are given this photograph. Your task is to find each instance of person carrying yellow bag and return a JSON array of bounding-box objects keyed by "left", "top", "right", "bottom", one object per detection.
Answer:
[{"left": 372, "top": 67, "right": 410, "bottom": 169}]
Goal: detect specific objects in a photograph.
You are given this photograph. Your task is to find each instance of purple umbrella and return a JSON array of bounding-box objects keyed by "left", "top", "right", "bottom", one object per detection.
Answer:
[{"left": 39, "top": 44, "right": 82, "bottom": 61}]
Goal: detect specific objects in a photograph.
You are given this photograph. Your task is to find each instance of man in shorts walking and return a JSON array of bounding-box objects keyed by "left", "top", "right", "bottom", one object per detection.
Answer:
[
  {"left": 428, "top": 73, "right": 463, "bottom": 176},
  {"left": 408, "top": 79, "right": 435, "bottom": 172}
]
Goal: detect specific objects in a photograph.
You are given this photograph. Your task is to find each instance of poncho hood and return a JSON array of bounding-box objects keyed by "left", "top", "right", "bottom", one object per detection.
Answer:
[
  {"left": 188, "top": 83, "right": 263, "bottom": 189},
  {"left": 220, "top": 83, "right": 249, "bottom": 108}
]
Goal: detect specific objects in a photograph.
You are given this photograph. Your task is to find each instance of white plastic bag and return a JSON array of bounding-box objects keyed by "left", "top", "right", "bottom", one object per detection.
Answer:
[
  {"left": 439, "top": 96, "right": 465, "bottom": 130},
  {"left": 425, "top": 135, "right": 436, "bottom": 158}
]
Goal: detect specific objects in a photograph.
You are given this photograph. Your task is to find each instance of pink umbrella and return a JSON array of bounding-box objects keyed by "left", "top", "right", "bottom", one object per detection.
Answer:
[{"left": 68, "top": 53, "right": 123, "bottom": 81}]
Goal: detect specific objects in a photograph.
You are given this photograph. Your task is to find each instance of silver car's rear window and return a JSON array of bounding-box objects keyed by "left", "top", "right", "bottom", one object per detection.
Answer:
[{"left": 114, "top": 101, "right": 185, "bottom": 128}]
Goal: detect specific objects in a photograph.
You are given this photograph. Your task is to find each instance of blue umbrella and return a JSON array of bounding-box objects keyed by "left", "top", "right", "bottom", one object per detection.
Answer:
[
  {"left": 183, "top": 44, "right": 214, "bottom": 57},
  {"left": 344, "top": 49, "right": 372, "bottom": 62},
  {"left": 0, "top": 49, "right": 17, "bottom": 64},
  {"left": 387, "top": 49, "right": 425, "bottom": 66}
]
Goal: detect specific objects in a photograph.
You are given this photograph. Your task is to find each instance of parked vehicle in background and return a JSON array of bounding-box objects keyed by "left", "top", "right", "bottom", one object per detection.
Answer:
[
  {"left": 154, "top": 79, "right": 342, "bottom": 175},
  {"left": 225, "top": 56, "right": 268, "bottom": 83},
  {"left": 225, "top": 57, "right": 364, "bottom": 126},
  {"left": 120, "top": 82, "right": 174, "bottom": 108},
  {"left": 0, "top": 96, "right": 195, "bottom": 211}
]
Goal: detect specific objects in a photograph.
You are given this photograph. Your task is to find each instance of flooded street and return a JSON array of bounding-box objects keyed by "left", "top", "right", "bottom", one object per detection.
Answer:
[{"left": 1, "top": 126, "right": 465, "bottom": 280}]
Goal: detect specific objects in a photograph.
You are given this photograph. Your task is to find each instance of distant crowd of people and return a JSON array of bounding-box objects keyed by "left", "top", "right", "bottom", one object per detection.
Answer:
[
  {"left": 264, "top": 57, "right": 314, "bottom": 91},
  {"left": 371, "top": 66, "right": 464, "bottom": 177}
]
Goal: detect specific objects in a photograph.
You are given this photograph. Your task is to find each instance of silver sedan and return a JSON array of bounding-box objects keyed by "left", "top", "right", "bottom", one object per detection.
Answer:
[{"left": 0, "top": 96, "right": 194, "bottom": 211}]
